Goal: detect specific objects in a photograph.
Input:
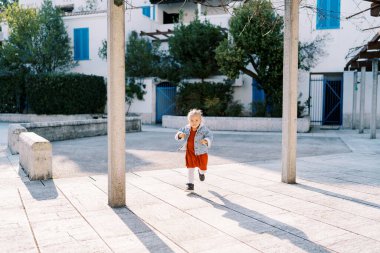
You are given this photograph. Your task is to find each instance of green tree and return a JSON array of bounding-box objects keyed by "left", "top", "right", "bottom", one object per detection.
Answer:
[
  {"left": 125, "top": 31, "right": 159, "bottom": 78},
  {"left": 169, "top": 19, "right": 226, "bottom": 80},
  {"left": 98, "top": 32, "right": 154, "bottom": 109},
  {"left": 34, "top": 0, "right": 74, "bottom": 73},
  {"left": 0, "top": 0, "right": 74, "bottom": 74},
  {"left": 0, "top": 0, "right": 17, "bottom": 11},
  {"left": 0, "top": 4, "right": 40, "bottom": 73},
  {"left": 215, "top": 0, "right": 324, "bottom": 116}
]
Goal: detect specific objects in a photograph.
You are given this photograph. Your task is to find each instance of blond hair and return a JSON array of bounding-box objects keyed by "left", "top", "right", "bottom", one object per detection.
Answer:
[{"left": 187, "top": 109, "right": 203, "bottom": 122}]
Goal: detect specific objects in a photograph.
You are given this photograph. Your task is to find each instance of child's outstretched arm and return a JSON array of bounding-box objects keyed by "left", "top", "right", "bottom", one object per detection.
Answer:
[
  {"left": 174, "top": 127, "right": 187, "bottom": 141},
  {"left": 202, "top": 127, "right": 213, "bottom": 148}
]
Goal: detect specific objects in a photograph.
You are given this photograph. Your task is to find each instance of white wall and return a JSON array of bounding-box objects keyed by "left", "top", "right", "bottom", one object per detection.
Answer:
[
  {"left": 128, "top": 78, "right": 156, "bottom": 123},
  {"left": 343, "top": 71, "right": 380, "bottom": 128},
  {"left": 273, "top": 1, "right": 380, "bottom": 125},
  {"left": 63, "top": 13, "right": 107, "bottom": 76},
  {"left": 297, "top": 0, "right": 380, "bottom": 73}
]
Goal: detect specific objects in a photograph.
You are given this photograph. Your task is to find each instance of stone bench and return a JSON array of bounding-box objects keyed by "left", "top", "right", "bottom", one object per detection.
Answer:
[
  {"left": 19, "top": 132, "right": 52, "bottom": 180},
  {"left": 7, "top": 118, "right": 141, "bottom": 153},
  {"left": 8, "top": 124, "right": 27, "bottom": 155}
]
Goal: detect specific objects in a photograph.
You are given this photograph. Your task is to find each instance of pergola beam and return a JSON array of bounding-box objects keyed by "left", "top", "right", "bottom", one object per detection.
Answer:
[
  {"left": 359, "top": 50, "right": 380, "bottom": 59},
  {"left": 368, "top": 41, "right": 380, "bottom": 50}
]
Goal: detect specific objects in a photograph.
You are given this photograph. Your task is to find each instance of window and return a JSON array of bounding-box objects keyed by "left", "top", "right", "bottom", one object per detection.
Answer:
[
  {"left": 74, "top": 28, "right": 89, "bottom": 61},
  {"left": 142, "top": 6, "right": 151, "bottom": 18},
  {"left": 317, "top": 0, "right": 340, "bottom": 30},
  {"left": 142, "top": 6, "right": 155, "bottom": 20},
  {"left": 163, "top": 11, "right": 179, "bottom": 24}
]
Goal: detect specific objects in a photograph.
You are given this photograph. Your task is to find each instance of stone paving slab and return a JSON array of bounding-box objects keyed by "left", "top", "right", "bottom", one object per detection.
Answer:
[{"left": 1, "top": 123, "right": 380, "bottom": 252}]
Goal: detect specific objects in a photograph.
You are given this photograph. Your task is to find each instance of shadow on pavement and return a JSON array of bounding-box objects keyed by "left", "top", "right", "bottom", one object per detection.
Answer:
[
  {"left": 201, "top": 190, "right": 333, "bottom": 253},
  {"left": 17, "top": 165, "right": 58, "bottom": 200},
  {"left": 297, "top": 183, "right": 380, "bottom": 210},
  {"left": 113, "top": 207, "right": 176, "bottom": 253}
]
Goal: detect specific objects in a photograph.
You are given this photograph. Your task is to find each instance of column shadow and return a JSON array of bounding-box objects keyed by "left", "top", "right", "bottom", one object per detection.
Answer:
[
  {"left": 297, "top": 183, "right": 380, "bottom": 210},
  {"left": 113, "top": 207, "right": 176, "bottom": 253},
  {"left": 202, "top": 191, "right": 333, "bottom": 253},
  {"left": 18, "top": 165, "right": 58, "bottom": 200}
]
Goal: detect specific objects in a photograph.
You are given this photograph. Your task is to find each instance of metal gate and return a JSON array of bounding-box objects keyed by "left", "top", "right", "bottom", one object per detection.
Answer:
[
  {"left": 309, "top": 75, "right": 343, "bottom": 126},
  {"left": 156, "top": 82, "right": 176, "bottom": 123}
]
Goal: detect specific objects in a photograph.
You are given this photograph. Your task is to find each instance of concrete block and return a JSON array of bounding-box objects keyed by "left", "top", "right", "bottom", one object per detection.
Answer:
[
  {"left": 7, "top": 124, "right": 27, "bottom": 155},
  {"left": 19, "top": 132, "right": 52, "bottom": 180},
  {"left": 162, "top": 116, "right": 310, "bottom": 132}
]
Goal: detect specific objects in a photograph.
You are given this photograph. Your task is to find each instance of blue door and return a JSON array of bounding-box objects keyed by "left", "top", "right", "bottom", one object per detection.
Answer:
[
  {"left": 156, "top": 82, "right": 176, "bottom": 123},
  {"left": 323, "top": 78, "right": 343, "bottom": 125}
]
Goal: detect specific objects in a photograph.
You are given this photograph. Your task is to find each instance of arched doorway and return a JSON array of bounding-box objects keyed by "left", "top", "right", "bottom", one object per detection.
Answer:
[{"left": 156, "top": 82, "right": 176, "bottom": 123}]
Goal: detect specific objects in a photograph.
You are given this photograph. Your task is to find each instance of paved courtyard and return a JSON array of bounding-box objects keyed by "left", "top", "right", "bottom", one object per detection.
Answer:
[{"left": 1, "top": 123, "right": 380, "bottom": 252}]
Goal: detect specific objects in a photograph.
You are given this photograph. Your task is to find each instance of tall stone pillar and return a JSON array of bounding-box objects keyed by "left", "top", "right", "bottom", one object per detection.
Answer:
[
  {"left": 352, "top": 71, "right": 358, "bottom": 129},
  {"left": 370, "top": 59, "right": 378, "bottom": 139},
  {"left": 359, "top": 66, "right": 366, "bottom": 134},
  {"left": 107, "top": 0, "right": 126, "bottom": 207},
  {"left": 282, "top": 0, "right": 299, "bottom": 184}
]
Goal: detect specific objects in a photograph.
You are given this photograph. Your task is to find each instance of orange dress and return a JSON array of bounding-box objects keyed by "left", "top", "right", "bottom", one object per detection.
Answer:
[{"left": 186, "top": 128, "right": 208, "bottom": 171}]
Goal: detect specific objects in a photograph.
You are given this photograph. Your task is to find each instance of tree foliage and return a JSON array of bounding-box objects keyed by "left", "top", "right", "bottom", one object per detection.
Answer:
[
  {"left": 0, "top": 0, "right": 16, "bottom": 11},
  {"left": 216, "top": 0, "right": 325, "bottom": 116},
  {"left": 0, "top": 0, "right": 74, "bottom": 74},
  {"left": 169, "top": 19, "right": 226, "bottom": 80}
]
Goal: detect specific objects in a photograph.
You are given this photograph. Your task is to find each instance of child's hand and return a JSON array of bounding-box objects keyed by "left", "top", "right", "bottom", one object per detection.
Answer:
[
  {"left": 200, "top": 139, "right": 208, "bottom": 145},
  {"left": 179, "top": 133, "right": 186, "bottom": 139}
]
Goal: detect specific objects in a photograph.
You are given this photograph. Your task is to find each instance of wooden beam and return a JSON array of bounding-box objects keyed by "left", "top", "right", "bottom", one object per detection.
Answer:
[
  {"left": 368, "top": 41, "right": 380, "bottom": 50},
  {"left": 371, "top": 2, "right": 380, "bottom": 17},
  {"left": 359, "top": 50, "right": 380, "bottom": 59}
]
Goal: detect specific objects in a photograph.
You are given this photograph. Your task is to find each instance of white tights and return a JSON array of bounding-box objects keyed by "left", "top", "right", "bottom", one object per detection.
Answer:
[{"left": 188, "top": 168, "right": 206, "bottom": 184}]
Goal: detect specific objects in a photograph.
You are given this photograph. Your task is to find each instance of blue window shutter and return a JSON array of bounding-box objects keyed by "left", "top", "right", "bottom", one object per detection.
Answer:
[
  {"left": 142, "top": 6, "right": 150, "bottom": 18},
  {"left": 74, "top": 29, "right": 81, "bottom": 60},
  {"left": 152, "top": 5, "right": 155, "bottom": 20},
  {"left": 329, "top": 0, "right": 340, "bottom": 29},
  {"left": 317, "top": 0, "right": 340, "bottom": 30},
  {"left": 73, "top": 28, "right": 89, "bottom": 60},
  {"left": 317, "top": 0, "right": 328, "bottom": 29},
  {"left": 82, "top": 28, "right": 89, "bottom": 60}
]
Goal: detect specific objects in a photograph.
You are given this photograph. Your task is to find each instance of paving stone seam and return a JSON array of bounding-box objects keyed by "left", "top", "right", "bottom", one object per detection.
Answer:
[
  {"left": 17, "top": 188, "right": 41, "bottom": 253},
  {"left": 224, "top": 168, "right": 380, "bottom": 213},
  {"left": 297, "top": 157, "right": 380, "bottom": 183},
  {"left": 132, "top": 174, "right": 338, "bottom": 253},
  {"left": 54, "top": 184, "right": 115, "bottom": 253},
  {"left": 208, "top": 160, "right": 380, "bottom": 202},
  {"left": 125, "top": 178, "right": 266, "bottom": 253},
  {"left": 197, "top": 171, "right": 380, "bottom": 243},
  {"left": 89, "top": 179, "right": 190, "bottom": 253},
  {"left": 150, "top": 173, "right": 344, "bottom": 253}
]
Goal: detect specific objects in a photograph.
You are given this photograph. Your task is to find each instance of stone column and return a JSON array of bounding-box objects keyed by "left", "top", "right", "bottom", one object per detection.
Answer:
[
  {"left": 107, "top": 0, "right": 126, "bottom": 207},
  {"left": 281, "top": 0, "right": 299, "bottom": 184},
  {"left": 352, "top": 71, "right": 358, "bottom": 129},
  {"left": 359, "top": 66, "right": 366, "bottom": 134},
  {"left": 370, "top": 59, "right": 378, "bottom": 139}
]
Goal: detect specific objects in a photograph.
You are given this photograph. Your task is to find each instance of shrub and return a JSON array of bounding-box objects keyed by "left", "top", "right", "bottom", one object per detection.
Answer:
[
  {"left": 250, "top": 101, "right": 266, "bottom": 117},
  {"left": 0, "top": 74, "right": 24, "bottom": 113},
  {"left": 226, "top": 100, "right": 244, "bottom": 116},
  {"left": 26, "top": 73, "right": 106, "bottom": 114},
  {"left": 175, "top": 81, "right": 235, "bottom": 116}
]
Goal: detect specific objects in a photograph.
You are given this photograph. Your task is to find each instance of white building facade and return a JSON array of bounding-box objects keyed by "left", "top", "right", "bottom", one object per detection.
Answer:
[{"left": 2, "top": 0, "right": 380, "bottom": 126}]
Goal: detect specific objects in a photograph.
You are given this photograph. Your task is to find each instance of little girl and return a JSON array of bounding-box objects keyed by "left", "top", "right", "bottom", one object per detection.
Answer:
[{"left": 175, "top": 109, "right": 213, "bottom": 191}]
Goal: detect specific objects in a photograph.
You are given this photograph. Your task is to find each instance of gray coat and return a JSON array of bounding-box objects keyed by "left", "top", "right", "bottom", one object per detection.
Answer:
[{"left": 175, "top": 124, "right": 213, "bottom": 155}]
